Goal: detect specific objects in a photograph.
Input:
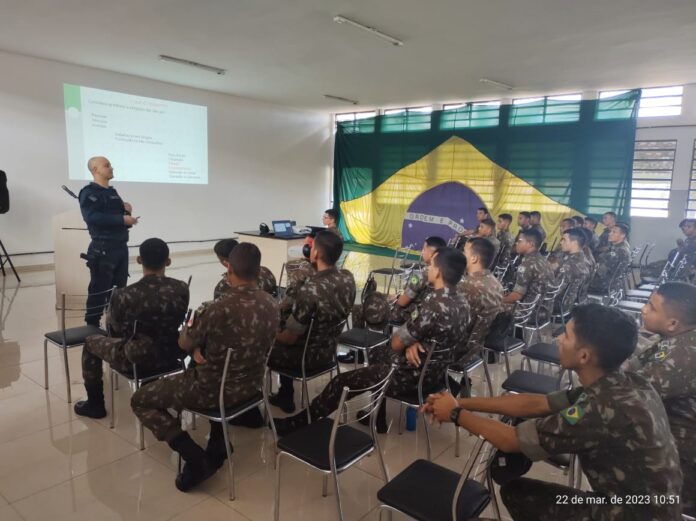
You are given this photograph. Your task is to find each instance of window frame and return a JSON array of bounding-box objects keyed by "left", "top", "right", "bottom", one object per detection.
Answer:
[{"left": 630, "top": 139, "right": 678, "bottom": 218}]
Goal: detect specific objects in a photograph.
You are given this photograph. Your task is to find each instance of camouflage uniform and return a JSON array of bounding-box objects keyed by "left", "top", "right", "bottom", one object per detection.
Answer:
[
  {"left": 268, "top": 267, "right": 355, "bottom": 372},
  {"left": 279, "top": 258, "right": 316, "bottom": 324},
  {"left": 505, "top": 371, "right": 683, "bottom": 521},
  {"left": 213, "top": 265, "right": 277, "bottom": 300},
  {"left": 497, "top": 230, "right": 515, "bottom": 266},
  {"left": 305, "top": 286, "right": 470, "bottom": 419},
  {"left": 510, "top": 251, "right": 554, "bottom": 304},
  {"left": 131, "top": 285, "right": 279, "bottom": 442},
  {"left": 643, "top": 236, "right": 696, "bottom": 281},
  {"left": 483, "top": 234, "right": 501, "bottom": 256},
  {"left": 595, "top": 227, "right": 610, "bottom": 254},
  {"left": 82, "top": 275, "right": 189, "bottom": 385},
  {"left": 456, "top": 271, "right": 503, "bottom": 361},
  {"left": 350, "top": 291, "right": 391, "bottom": 330},
  {"left": 531, "top": 223, "right": 547, "bottom": 245},
  {"left": 588, "top": 240, "right": 631, "bottom": 294},
  {"left": 554, "top": 251, "right": 591, "bottom": 314},
  {"left": 628, "top": 328, "right": 696, "bottom": 515}
]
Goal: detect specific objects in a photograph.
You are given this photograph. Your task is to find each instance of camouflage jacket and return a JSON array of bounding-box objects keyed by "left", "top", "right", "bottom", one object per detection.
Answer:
[
  {"left": 214, "top": 265, "right": 277, "bottom": 300},
  {"left": 512, "top": 251, "right": 554, "bottom": 304},
  {"left": 280, "top": 259, "right": 316, "bottom": 324},
  {"left": 109, "top": 274, "right": 189, "bottom": 358},
  {"left": 482, "top": 234, "right": 500, "bottom": 256},
  {"left": 630, "top": 328, "right": 696, "bottom": 466},
  {"left": 185, "top": 284, "right": 279, "bottom": 399},
  {"left": 555, "top": 251, "right": 591, "bottom": 312},
  {"left": 516, "top": 371, "right": 683, "bottom": 521},
  {"left": 591, "top": 240, "right": 631, "bottom": 292},
  {"left": 596, "top": 227, "right": 610, "bottom": 253},
  {"left": 456, "top": 270, "right": 503, "bottom": 359},
  {"left": 496, "top": 230, "right": 514, "bottom": 265},
  {"left": 394, "top": 286, "right": 470, "bottom": 371},
  {"left": 284, "top": 267, "right": 356, "bottom": 366},
  {"left": 530, "top": 223, "right": 547, "bottom": 245}
]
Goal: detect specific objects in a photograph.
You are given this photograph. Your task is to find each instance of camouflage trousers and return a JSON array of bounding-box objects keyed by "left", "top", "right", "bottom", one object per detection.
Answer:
[
  {"left": 130, "top": 372, "right": 257, "bottom": 442},
  {"left": 82, "top": 334, "right": 160, "bottom": 386},
  {"left": 501, "top": 478, "right": 596, "bottom": 521},
  {"left": 268, "top": 341, "right": 337, "bottom": 395}
]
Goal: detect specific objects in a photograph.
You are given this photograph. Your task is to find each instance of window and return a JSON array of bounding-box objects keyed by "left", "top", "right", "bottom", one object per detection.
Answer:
[
  {"left": 382, "top": 106, "right": 432, "bottom": 132},
  {"left": 440, "top": 101, "right": 501, "bottom": 129},
  {"left": 638, "top": 86, "right": 683, "bottom": 117},
  {"left": 688, "top": 140, "right": 696, "bottom": 218},
  {"left": 509, "top": 94, "right": 581, "bottom": 126},
  {"left": 596, "top": 90, "right": 639, "bottom": 120},
  {"left": 630, "top": 140, "right": 677, "bottom": 218},
  {"left": 335, "top": 110, "right": 377, "bottom": 133}
]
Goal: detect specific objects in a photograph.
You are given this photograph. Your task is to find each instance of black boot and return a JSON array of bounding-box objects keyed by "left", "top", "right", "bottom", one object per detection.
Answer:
[
  {"left": 269, "top": 377, "right": 296, "bottom": 414},
  {"left": 168, "top": 432, "right": 216, "bottom": 492},
  {"left": 358, "top": 401, "right": 388, "bottom": 434},
  {"left": 206, "top": 422, "right": 233, "bottom": 471},
  {"left": 273, "top": 410, "right": 310, "bottom": 437},
  {"left": 73, "top": 382, "right": 107, "bottom": 419},
  {"left": 229, "top": 407, "right": 265, "bottom": 428}
]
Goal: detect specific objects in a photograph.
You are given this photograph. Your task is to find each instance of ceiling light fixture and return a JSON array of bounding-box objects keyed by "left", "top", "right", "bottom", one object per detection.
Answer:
[
  {"left": 333, "top": 15, "right": 404, "bottom": 47},
  {"left": 159, "top": 55, "right": 226, "bottom": 75},
  {"left": 324, "top": 94, "right": 359, "bottom": 105},
  {"left": 479, "top": 78, "right": 514, "bottom": 91}
]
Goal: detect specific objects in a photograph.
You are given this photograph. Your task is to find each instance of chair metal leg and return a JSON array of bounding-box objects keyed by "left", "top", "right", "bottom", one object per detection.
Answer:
[
  {"left": 43, "top": 339, "right": 49, "bottom": 390},
  {"left": 322, "top": 474, "right": 329, "bottom": 497},
  {"left": 482, "top": 359, "right": 494, "bottom": 397},
  {"left": 109, "top": 370, "right": 115, "bottom": 429},
  {"left": 113, "top": 373, "right": 119, "bottom": 391},
  {"left": 331, "top": 466, "right": 344, "bottom": 521},
  {"left": 62, "top": 345, "right": 71, "bottom": 403},
  {"left": 487, "top": 471, "right": 503, "bottom": 521},
  {"left": 503, "top": 352, "right": 511, "bottom": 378},
  {"left": 455, "top": 425, "right": 460, "bottom": 458},
  {"left": 374, "top": 430, "right": 389, "bottom": 484},
  {"left": 222, "top": 421, "right": 235, "bottom": 500},
  {"left": 421, "top": 408, "right": 432, "bottom": 461},
  {"left": 274, "top": 452, "right": 283, "bottom": 521},
  {"left": 397, "top": 403, "right": 404, "bottom": 435},
  {"left": 191, "top": 413, "right": 197, "bottom": 430}
]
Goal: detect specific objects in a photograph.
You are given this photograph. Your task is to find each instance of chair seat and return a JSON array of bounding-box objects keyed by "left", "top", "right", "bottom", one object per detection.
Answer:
[
  {"left": 278, "top": 417, "right": 373, "bottom": 471},
  {"left": 371, "top": 268, "right": 404, "bottom": 276},
  {"left": 269, "top": 361, "right": 337, "bottom": 379},
  {"left": 522, "top": 343, "right": 560, "bottom": 364},
  {"left": 547, "top": 453, "right": 571, "bottom": 468},
  {"left": 502, "top": 370, "right": 560, "bottom": 394},
  {"left": 337, "top": 328, "right": 389, "bottom": 349},
  {"left": 641, "top": 276, "right": 660, "bottom": 284},
  {"left": 449, "top": 356, "right": 483, "bottom": 374},
  {"left": 638, "top": 284, "right": 657, "bottom": 291},
  {"left": 112, "top": 359, "right": 183, "bottom": 381},
  {"left": 626, "top": 289, "right": 651, "bottom": 299},
  {"left": 44, "top": 325, "right": 107, "bottom": 347},
  {"left": 484, "top": 336, "right": 525, "bottom": 354},
  {"left": 377, "top": 459, "right": 490, "bottom": 521},
  {"left": 617, "top": 300, "right": 644, "bottom": 311},
  {"left": 187, "top": 392, "right": 264, "bottom": 420}
]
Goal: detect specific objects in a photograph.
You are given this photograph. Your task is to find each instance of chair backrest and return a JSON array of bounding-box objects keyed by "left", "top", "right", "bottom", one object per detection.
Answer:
[
  {"left": 641, "top": 243, "right": 656, "bottom": 268},
  {"left": 299, "top": 317, "right": 348, "bottom": 376},
  {"left": 451, "top": 435, "right": 493, "bottom": 521},
  {"left": 60, "top": 286, "right": 116, "bottom": 333},
  {"left": 492, "top": 262, "right": 509, "bottom": 281},
  {"left": 416, "top": 341, "right": 456, "bottom": 405},
  {"left": 276, "top": 262, "right": 287, "bottom": 297},
  {"left": 535, "top": 278, "right": 564, "bottom": 325},
  {"left": 186, "top": 275, "right": 193, "bottom": 288},
  {"left": 512, "top": 294, "right": 541, "bottom": 328}
]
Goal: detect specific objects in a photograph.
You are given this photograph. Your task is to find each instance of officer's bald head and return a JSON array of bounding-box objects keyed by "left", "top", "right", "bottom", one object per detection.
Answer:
[{"left": 87, "top": 156, "right": 113, "bottom": 181}]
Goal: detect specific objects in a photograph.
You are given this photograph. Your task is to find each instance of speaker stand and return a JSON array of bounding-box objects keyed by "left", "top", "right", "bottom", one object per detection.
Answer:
[{"left": 0, "top": 239, "right": 20, "bottom": 283}]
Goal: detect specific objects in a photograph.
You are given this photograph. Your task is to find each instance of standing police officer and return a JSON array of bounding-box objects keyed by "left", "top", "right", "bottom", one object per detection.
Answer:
[{"left": 79, "top": 157, "right": 139, "bottom": 325}]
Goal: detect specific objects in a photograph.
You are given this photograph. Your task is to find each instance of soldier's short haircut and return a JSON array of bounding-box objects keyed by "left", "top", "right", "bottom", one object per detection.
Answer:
[
  {"left": 603, "top": 211, "right": 617, "bottom": 219},
  {"left": 324, "top": 209, "right": 339, "bottom": 223},
  {"left": 578, "top": 227, "right": 594, "bottom": 246},
  {"left": 228, "top": 242, "right": 261, "bottom": 281},
  {"left": 520, "top": 228, "right": 543, "bottom": 249},
  {"left": 584, "top": 216, "right": 598, "bottom": 226},
  {"left": 480, "top": 218, "right": 496, "bottom": 228},
  {"left": 519, "top": 211, "right": 531, "bottom": 219},
  {"left": 563, "top": 228, "right": 586, "bottom": 247},
  {"left": 477, "top": 207, "right": 489, "bottom": 213},
  {"left": 571, "top": 304, "right": 637, "bottom": 371},
  {"left": 313, "top": 230, "right": 343, "bottom": 266},
  {"left": 140, "top": 238, "right": 169, "bottom": 269},
  {"left": 214, "top": 238, "right": 238, "bottom": 259},
  {"left": 561, "top": 218, "right": 575, "bottom": 227},
  {"left": 425, "top": 236, "right": 447, "bottom": 249},
  {"left": 433, "top": 247, "right": 467, "bottom": 286},
  {"left": 679, "top": 218, "right": 696, "bottom": 228},
  {"left": 613, "top": 223, "right": 630, "bottom": 238},
  {"left": 572, "top": 215, "right": 585, "bottom": 226},
  {"left": 530, "top": 211, "right": 541, "bottom": 219},
  {"left": 656, "top": 282, "right": 696, "bottom": 326},
  {"left": 468, "top": 238, "right": 496, "bottom": 269},
  {"left": 499, "top": 213, "right": 513, "bottom": 222}
]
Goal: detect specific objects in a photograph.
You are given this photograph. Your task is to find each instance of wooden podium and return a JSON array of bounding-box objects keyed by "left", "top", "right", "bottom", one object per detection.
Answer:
[
  {"left": 236, "top": 231, "right": 306, "bottom": 282},
  {"left": 53, "top": 210, "right": 90, "bottom": 308}
]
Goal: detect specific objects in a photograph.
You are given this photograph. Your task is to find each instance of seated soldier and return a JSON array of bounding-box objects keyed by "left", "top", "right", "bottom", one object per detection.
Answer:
[
  {"left": 495, "top": 213, "right": 515, "bottom": 267},
  {"left": 583, "top": 216, "right": 600, "bottom": 252},
  {"left": 642, "top": 218, "right": 696, "bottom": 282},
  {"left": 424, "top": 304, "right": 683, "bottom": 521},
  {"left": 351, "top": 236, "right": 447, "bottom": 330},
  {"left": 131, "top": 243, "right": 279, "bottom": 492},
  {"left": 474, "top": 218, "right": 500, "bottom": 256},
  {"left": 502, "top": 228, "right": 554, "bottom": 308},
  {"left": 268, "top": 231, "right": 356, "bottom": 413},
  {"left": 547, "top": 218, "right": 575, "bottom": 263},
  {"left": 274, "top": 247, "right": 470, "bottom": 435},
  {"left": 551, "top": 228, "right": 591, "bottom": 314},
  {"left": 456, "top": 238, "right": 503, "bottom": 364},
  {"left": 280, "top": 245, "right": 317, "bottom": 325},
  {"left": 627, "top": 282, "right": 696, "bottom": 516},
  {"left": 213, "top": 238, "right": 277, "bottom": 298},
  {"left": 529, "top": 211, "right": 547, "bottom": 245},
  {"left": 322, "top": 208, "right": 343, "bottom": 239},
  {"left": 457, "top": 207, "right": 490, "bottom": 238},
  {"left": 588, "top": 223, "right": 631, "bottom": 294},
  {"left": 595, "top": 211, "right": 617, "bottom": 254},
  {"left": 577, "top": 226, "right": 597, "bottom": 273},
  {"left": 74, "top": 238, "right": 189, "bottom": 418}
]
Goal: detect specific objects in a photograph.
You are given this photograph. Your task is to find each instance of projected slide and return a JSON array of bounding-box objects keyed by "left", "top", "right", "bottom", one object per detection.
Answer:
[{"left": 64, "top": 84, "right": 208, "bottom": 184}]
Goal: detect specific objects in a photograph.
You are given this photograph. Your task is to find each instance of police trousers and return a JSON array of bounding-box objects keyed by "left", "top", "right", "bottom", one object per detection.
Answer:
[{"left": 85, "top": 240, "right": 129, "bottom": 325}]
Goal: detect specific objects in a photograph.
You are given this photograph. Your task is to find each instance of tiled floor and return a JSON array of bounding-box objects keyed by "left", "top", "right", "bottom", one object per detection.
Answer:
[{"left": 0, "top": 251, "right": 571, "bottom": 520}]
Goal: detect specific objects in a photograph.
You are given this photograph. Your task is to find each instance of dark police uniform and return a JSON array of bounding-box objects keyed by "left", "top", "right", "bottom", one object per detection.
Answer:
[
  {"left": 131, "top": 284, "right": 279, "bottom": 442},
  {"left": 629, "top": 328, "right": 696, "bottom": 516},
  {"left": 82, "top": 274, "right": 189, "bottom": 386},
  {"left": 504, "top": 371, "right": 683, "bottom": 521},
  {"left": 78, "top": 182, "right": 130, "bottom": 325}
]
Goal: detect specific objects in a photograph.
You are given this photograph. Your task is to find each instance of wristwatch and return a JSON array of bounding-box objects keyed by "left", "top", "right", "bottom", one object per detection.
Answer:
[{"left": 450, "top": 406, "right": 464, "bottom": 424}]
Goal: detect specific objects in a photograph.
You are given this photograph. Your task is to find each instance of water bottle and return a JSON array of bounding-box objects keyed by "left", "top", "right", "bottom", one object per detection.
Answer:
[{"left": 406, "top": 407, "right": 417, "bottom": 431}]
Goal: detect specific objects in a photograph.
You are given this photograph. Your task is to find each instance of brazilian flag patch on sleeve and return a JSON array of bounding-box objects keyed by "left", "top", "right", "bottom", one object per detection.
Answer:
[{"left": 560, "top": 405, "right": 585, "bottom": 425}]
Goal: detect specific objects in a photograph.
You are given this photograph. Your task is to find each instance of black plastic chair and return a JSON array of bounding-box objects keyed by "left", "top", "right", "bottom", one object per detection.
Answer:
[
  {"left": 370, "top": 245, "right": 412, "bottom": 294},
  {"left": 274, "top": 366, "right": 395, "bottom": 521},
  {"left": 336, "top": 327, "right": 390, "bottom": 368}
]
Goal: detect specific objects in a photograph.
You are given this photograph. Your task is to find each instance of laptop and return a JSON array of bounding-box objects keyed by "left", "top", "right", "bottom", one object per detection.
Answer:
[{"left": 271, "top": 220, "right": 306, "bottom": 239}]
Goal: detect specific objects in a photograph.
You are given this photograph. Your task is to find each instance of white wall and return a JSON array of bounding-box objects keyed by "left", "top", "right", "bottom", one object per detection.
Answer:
[
  {"left": 0, "top": 51, "right": 332, "bottom": 267},
  {"left": 632, "top": 83, "right": 696, "bottom": 259}
]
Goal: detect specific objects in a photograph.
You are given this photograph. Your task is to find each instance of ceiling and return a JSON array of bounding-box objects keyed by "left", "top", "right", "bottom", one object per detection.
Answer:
[{"left": 2, "top": 0, "right": 696, "bottom": 111}]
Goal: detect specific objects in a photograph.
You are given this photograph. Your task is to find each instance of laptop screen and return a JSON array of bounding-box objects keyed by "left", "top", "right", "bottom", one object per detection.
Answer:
[{"left": 272, "top": 220, "right": 293, "bottom": 235}]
